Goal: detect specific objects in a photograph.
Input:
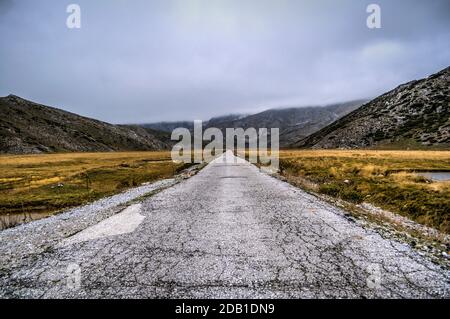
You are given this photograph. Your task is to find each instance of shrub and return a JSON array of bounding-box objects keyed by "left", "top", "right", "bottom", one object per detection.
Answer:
[
  {"left": 341, "top": 189, "right": 365, "bottom": 203},
  {"left": 319, "top": 183, "right": 340, "bottom": 197},
  {"left": 411, "top": 175, "right": 430, "bottom": 183}
]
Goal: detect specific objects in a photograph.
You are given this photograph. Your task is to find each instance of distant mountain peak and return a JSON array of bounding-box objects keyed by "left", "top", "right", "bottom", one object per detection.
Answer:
[
  {"left": 142, "top": 100, "right": 366, "bottom": 147},
  {"left": 4, "top": 94, "right": 22, "bottom": 100}
]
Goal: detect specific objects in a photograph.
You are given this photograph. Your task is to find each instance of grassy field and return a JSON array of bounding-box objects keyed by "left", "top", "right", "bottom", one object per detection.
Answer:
[
  {"left": 2, "top": 149, "right": 449, "bottom": 234},
  {"left": 279, "top": 150, "right": 450, "bottom": 234},
  {"left": 0, "top": 151, "right": 186, "bottom": 228}
]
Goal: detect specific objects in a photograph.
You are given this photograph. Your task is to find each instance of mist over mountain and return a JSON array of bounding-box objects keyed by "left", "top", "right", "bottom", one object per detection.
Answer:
[
  {"left": 3, "top": 63, "right": 448, "bottom": 155},
  {"left": 143, "top": 101, "right": 366, "bottom": 147}
]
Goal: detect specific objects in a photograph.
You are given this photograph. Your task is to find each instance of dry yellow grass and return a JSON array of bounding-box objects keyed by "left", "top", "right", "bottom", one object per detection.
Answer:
[
  {"left": 278, "top": 150, "right": 450, "bottom": 233},
  {"left": 279, "top": 149, "right": 450, "bottom": 160},
  {"left": 0, "top": 151, "right": 184, "bottom": 228},
  {"left": 0, "top": 151, "right": 173, "bottom": 191},
  {"left": 0, "top": 151, "right": 172, "bottom": 165}
]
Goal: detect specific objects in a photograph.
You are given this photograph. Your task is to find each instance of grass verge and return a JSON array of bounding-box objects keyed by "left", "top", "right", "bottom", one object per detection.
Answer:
[
  {"left": 0, "top": 151, "right": 187, "bottom": 228},
  {"left": 279, "top": 150, "right": 450, "bottom": 234}
]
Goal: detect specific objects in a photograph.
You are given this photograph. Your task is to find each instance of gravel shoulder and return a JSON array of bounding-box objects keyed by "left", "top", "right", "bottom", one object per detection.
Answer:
[{"left": 0, "top": 178, "right": 180, "bottom": 270}]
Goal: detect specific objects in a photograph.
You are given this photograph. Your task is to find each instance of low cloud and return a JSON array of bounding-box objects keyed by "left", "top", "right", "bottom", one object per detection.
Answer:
[{"left": 0, "top": 0, "right": 449, "bottom": 123}]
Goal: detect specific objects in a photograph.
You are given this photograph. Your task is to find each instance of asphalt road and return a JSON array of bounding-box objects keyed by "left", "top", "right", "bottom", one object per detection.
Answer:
[{"left": 0, "top": 151, "right": 448, "bottom": 298}]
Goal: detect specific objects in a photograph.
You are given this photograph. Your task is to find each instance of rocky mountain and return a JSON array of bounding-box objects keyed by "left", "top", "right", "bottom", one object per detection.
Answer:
[
  {"left": 295, "top": 66, "right": 450, "bottom": 149},
  {"left": 205, "top": 114, "right": 249, "bottom": 127},
  {"left": 0, "top": 95, "right": 172, "bottom": 154},
  {"left": 142, "top": 114, "right": 247, "bottom": 133},
  {"left": 142, "top": 101, "right": 365, "bottom": 147},
  {"left": 142, "top": 121, "right": 195, "bottom": 133},
  {"left": 210, "top": 101, "right": 365, "bottom": 147}
]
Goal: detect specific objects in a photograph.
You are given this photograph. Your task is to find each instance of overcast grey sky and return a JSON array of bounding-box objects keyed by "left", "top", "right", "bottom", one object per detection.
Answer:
[{"left": 0, "top": 0, "right": 449, "bottom": 123}]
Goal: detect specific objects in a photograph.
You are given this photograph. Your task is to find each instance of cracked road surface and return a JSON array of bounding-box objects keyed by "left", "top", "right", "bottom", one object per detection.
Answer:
[{"left": 0, "top": 151, "right": 449, "bottom": 298}]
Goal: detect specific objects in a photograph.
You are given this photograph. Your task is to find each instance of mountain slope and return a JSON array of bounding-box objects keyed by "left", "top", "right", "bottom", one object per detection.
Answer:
[
  {"left": 142, "top": 121, "right": 195, "bottom": 133},
  {"left": 143, "top": 115, "right": 248, "bottom": 133},
  {"left": 295, "top": 67, "right": 450, "bottom": 149},
  {"left": 204, "top": 101, "right": 366, "bottom": 147},
  {"left": 0, "top": 95, "right": 171, "bottom": 154},
  {"left": 142, "top": 101, "right": 365, "bottom": 147}
]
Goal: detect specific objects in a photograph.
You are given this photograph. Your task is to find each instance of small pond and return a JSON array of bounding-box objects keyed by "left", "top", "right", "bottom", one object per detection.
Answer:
[
  {"left": 0, "top": 211, "right": 52, "bottom": 230},
  {"left": 417, "top": 172, "right": 450, "bottom": 181}
]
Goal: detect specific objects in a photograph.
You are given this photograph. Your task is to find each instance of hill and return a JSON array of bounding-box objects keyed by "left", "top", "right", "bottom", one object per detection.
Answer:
[
  {"left": 0, "top": 95, "right": 172, "bottom": 154},
  {"left": 142, "top": 101, "right": 365, "bottom": 147},
  {"left": 295, "top": 67, "right": 450, "bottom": 149}
]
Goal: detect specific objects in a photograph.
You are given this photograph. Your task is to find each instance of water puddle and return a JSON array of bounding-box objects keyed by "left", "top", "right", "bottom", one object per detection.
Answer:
[
  {"left": 417, "top": 172, "right": 450, "bottom": 181},
  {"left": 0, "top": 211, "right": 52, "bottom": 230}
]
